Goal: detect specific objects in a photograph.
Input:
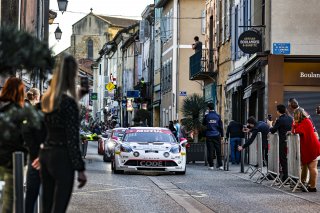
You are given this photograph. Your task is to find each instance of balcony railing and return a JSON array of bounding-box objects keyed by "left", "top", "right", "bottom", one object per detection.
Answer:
[{"left": 189, "top": 49, "right": 215, "bottom": 80}]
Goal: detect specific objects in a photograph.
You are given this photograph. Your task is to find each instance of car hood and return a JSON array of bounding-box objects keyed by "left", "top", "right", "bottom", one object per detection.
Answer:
[{"left": 124, "top": 142, "right": 177, "bottom": 151}]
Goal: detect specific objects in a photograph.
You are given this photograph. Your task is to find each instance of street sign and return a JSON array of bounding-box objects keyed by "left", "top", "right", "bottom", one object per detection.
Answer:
[
  {"left": 273, "top": 43, "right": 290, "bottom": 54},
  {"left": 127, "top": 90, "right": 140, "bottom": 98},
  {"left": 179, "top": 91, "right": 187, "bottom": 96},
  {"left": 106, "top": 82, "right": 115, "bottom": 91},
  {"left": 91, "top": 93, "right": 98, "bottom": 100}
]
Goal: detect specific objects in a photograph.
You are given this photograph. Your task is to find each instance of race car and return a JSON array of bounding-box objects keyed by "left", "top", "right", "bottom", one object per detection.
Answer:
[
  {"left": 112, "top": 127, "right": 187, "bottom": 175},
  {"left": 103, "top": 128, "right": 126, "bottom": 162}
]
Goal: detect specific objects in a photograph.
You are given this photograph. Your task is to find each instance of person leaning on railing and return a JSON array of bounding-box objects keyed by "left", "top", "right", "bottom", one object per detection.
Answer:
[{"left": 292, "top": 108, "right": 320, "bottom": 192}]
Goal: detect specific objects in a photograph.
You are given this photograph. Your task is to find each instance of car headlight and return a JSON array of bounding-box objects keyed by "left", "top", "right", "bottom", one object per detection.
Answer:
[
  {"left": 170, "top": 145, "right": 181, "bottom": 154},
  {"left": 120, "top": 145, "right": 133, "bottom": 153},
  {"left": 107, "top": 142, "right": 114, "bottom": 149}
]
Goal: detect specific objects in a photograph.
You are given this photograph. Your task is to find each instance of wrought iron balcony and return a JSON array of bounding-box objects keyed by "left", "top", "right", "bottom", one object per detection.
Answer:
[{"left": 189, "top": 49, "right": 216, "bottom": 80}]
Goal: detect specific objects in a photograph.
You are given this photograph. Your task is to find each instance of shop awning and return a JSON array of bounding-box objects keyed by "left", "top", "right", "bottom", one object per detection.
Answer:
[
  {"left": 226, "top": 67, "right": 244, "bottom": 92},
  {"left": 243, "top": 81, "right": 265, "bottom": 99}
]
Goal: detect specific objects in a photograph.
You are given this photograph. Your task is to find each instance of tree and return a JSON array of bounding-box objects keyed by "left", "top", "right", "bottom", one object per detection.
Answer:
[
  {"left": 181, "top": 94, "right": 207, "bottom": 143},
  {"left": 0, "top": 25, "right": 54, "bottom": 79}
]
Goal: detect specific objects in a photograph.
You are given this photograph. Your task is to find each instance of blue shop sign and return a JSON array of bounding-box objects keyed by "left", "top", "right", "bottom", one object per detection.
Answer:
[
  {"left": 273, "top": 43, "right": 290, "bottom": 55},
  {"left": 179, "top": 91, "right": 187, "bottom": 96}
]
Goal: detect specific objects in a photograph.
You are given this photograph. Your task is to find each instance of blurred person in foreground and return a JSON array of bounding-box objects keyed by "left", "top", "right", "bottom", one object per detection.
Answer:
[
  {"left": 0, "top": 77, "right": 27, "bottom": 213},
  {"left": 268, "top": 104, "right": 293, "bottom": 182},
  {"left": 23, "top": 87, "right": 46, "bottom": 213},
  {"left": 0, "top": 77, "right": 41, "bottom": 213},
  {"left": 37, "top": 55, "right": 87, "bottom": 212},
  {"left": 292, "top": 108, "right": 320, "bottom": 192}
]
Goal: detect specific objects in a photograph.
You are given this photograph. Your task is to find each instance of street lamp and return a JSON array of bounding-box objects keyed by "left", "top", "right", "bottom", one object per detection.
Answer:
[
  {"left": 57, "top": 0, "right": 68, "bottom": 13},
  {"left": 51, "top": 23, "right": 62, "bottom": 40}
]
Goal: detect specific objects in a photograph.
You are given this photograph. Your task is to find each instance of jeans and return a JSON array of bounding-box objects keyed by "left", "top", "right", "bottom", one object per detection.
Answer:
[
  {"left": 230, "top": 138, "right": 241, "bottom": 164},
  {"left": 25, "top": 161, "right": 41, "bottom": 213},
  {"left": 40, "top": 147, "right": 75, "bottom": 213},
  {"left": 1, "top": 167, "right": 13, "bottom": 213},
  {"left": 206, "top": 136, "right": 222, "bottom": 168}
]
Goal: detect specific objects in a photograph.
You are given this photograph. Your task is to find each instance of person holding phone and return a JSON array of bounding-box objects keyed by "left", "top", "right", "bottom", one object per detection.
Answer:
[{"left": 38, "top": 54, "right": 88, "bottom": 212}]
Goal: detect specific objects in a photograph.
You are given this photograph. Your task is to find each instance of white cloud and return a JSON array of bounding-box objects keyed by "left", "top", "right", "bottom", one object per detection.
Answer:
[{"left": 49, "top": 0, "right": 154, "bottom": 54}]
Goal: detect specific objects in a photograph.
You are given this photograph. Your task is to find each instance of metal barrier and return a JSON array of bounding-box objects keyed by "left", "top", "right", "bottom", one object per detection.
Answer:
[
  {"left": 240, "top": 138, "right": 245, "bottom": 173},
  {"left": 13, "top": 152, "right": 25, "bottom": 213},
  {"left": 223, "top": 139, "right": 230, "bottom": 171},
  {"left": 244, "top": 132, "right": 266, "bottom": 182},
  {"left": 280, "top": 134, "right": 308, "bottom": 192},
  {"left": 266, "top": 133, "right": 282, "bottom": 186}
]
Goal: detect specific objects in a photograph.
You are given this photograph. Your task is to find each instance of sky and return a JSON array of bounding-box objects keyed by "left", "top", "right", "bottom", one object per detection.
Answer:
[{"left": 49, "top": 0, "right": 154, "bottom": 54}]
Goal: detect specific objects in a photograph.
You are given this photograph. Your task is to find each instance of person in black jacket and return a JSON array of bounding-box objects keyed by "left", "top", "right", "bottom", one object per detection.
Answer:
[
  {"left": 23, "top": 88, "right": 47, "bottom": 213},
  {"left": 38, "top": 55, "right": 87, "bottom": 213},
  {"left": 238, "top": 116, "right": 270, "bottom": 166},
  {"left": 226, "top": 120, "right": 244, "bottom": 164},
  {"left": 203, "top": 103, "right": 224, "bottom": 170},
  {"left": 268, "top": 104, "right": 293, "bottom": 182}
]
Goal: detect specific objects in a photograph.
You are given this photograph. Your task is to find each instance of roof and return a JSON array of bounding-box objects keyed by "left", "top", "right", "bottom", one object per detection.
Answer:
[{"left": 94, "top": 15, "right": 138, "bottom": 28}]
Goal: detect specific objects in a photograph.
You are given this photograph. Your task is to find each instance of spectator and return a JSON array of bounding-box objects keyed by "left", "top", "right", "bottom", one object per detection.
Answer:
[
  {"left": 180, "top": 119, "right": 190, "bottom": 139},
  {"left": 226, "top": 120, "right": 244, "bottom": 164},
  {"left": 174, "top": 120, "right": 181, "bottom": 140},
  {"left": 238, "top": 116, "right": 269, "bottom": 166},
  {"left": 168, "top": 121, "right": 177, "bottom": 139},
  {"left": 39, "top": 55, "right": 87, "bottom": 212},
  {"left": 0, "top": 77, "right": 28, "bottom": 213},
  {"left": 192, "top": 36, "right": 202, "bottom": 53},
  {"left": 268, "top": 104, "right": 293, "bottom": 182},
  {"left": 25, "top": 90, "right": 34, "bottom": 104},
  {"left": 23, "top": 88, "right": 47, "bottom": 213},
  {"left": 292, "top": 108, "right": 320, "bottom": 192},
  {"left": 202, "top": 103, "right": 224, "bottom": 170}
]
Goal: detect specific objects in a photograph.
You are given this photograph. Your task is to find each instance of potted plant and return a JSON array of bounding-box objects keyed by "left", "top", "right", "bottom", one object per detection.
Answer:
[{"left": 181, "top": 94, "right": 207, "bottom": 163}]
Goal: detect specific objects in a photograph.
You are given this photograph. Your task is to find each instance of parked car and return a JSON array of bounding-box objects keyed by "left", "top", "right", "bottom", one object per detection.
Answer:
[
  {"left": 103, "top": 128, "right": 126, "bottom": 162},
  {"left": 112, "top": 127, "right": 187, "bottom": 175}
]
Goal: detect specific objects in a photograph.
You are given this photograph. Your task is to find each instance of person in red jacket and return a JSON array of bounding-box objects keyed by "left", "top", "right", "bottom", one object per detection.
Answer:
[{"left": 292, "top": 108, "right": 320, "bottom": 192}]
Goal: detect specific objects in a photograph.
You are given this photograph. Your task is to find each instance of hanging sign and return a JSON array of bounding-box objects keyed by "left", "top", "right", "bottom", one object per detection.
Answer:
[{"left": 238, "top": 30, "right": 262, "bottom": 54}]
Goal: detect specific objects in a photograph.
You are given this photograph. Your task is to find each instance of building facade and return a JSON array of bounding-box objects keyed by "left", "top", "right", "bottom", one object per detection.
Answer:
[{"left": 155, "top": 0, "right": 206, "bottom": 127}]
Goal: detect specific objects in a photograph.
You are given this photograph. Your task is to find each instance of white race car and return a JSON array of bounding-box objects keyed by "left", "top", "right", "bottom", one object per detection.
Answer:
[{"left": 112, "top": 127, "right": 187, "bottom": 175}]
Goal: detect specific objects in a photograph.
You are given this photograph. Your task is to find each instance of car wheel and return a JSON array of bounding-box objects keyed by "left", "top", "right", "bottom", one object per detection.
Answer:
[
  {"left": 175, "top": 169, "right": 186, "bottom": 175},
  {"left": 112, "top": 161, "right": 124, "bottom": 174}
]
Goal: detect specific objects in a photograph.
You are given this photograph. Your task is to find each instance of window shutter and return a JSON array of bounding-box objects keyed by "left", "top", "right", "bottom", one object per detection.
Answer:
[
  {"left": 170, "top": 9, "right": 173, "bottom": 38},
  {"left": 231, "top": 6, "right": 236, "bottom": 61},
  {"left": 226, "top": 0, "right": 230, "bottom": 40},
  {"left": 221, "top": 1, "right": 225, "bottom": 43},
  {"left": 216, "top": 0, "right": 221, "bottom": 47},
  {"left": 139, "top": 20, "right": 145, "bottom": 43},
  {"left": 160, "top": 16, "right": 167, "bottom": 42},
  {"left": 201, "top": 10, "right": 206, "bottom": 35}
]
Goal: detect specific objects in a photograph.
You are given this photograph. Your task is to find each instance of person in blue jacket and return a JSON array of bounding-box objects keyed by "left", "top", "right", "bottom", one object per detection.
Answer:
[{"left": 202, "top": 103, "right": 224, "bottom": 170}]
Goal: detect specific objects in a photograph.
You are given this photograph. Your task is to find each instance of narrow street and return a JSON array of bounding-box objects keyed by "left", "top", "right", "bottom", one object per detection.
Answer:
[{"left": 68, "top": 142, "right": 320, "bottom": 213}]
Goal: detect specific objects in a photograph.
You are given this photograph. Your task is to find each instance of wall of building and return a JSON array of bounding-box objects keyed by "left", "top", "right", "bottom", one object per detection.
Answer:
[{"left": 270, "top": 0, "right": 320, "bottom": 55}]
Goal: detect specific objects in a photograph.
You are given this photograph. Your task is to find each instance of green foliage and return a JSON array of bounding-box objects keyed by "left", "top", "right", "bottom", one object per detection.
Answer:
[
  {"left": 0, "top": 25, "right": 55, "bottom": 79},
  {"left": 181, "top": 93, "right": 206, "bottom": 132}
]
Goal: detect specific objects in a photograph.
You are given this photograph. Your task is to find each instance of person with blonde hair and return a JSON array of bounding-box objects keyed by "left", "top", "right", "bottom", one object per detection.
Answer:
[
  {"left": 292, "top": 108, "right": 320, "bottom": 192},
  {"left": 37, "top": 54, "right": 87, "bottom": 212}
]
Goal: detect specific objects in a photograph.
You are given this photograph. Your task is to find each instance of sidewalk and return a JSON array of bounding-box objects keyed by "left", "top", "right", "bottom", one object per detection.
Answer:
[{"left": 225, "top": 163, "right": 320, "bottom": 204}]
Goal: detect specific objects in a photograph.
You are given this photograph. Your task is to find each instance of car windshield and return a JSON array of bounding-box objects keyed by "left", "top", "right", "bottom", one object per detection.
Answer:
[
  {"left": 123, "top": 132, "right": 176, "bottom": 143},
  {"left": 113, "top": 130, "right": 125, "bottom": 138}
]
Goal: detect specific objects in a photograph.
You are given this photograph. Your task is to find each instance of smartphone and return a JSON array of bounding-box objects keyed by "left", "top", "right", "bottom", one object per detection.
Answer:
[
  {"left": 267, "top": 114, "right": 272, "bottom": 121},
  {"left": 80, "top": 76, "right": 89, "bottom": 89}
]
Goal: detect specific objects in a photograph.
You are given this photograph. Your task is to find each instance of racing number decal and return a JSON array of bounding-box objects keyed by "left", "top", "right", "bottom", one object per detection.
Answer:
[{"left": 140, "top": 161, "right": 163, "bottom": 166}]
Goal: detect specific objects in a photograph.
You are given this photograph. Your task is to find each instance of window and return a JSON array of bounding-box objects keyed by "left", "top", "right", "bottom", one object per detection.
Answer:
[
  {"left": 87, "top": 39, "right": 93, "bottom": 60},
  {"left": 170, "top": 8, "right": 173, "bottom": 38}
]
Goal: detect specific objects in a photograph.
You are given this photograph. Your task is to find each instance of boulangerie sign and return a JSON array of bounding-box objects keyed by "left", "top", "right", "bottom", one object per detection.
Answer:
[{"left": 283, "top": 62, "right": 320, "bottom": 86}]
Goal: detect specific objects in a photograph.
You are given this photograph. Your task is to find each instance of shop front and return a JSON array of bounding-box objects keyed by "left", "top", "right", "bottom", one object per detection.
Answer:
[{"left": 268, "top": 55, "right": 320, "bottom": 131}]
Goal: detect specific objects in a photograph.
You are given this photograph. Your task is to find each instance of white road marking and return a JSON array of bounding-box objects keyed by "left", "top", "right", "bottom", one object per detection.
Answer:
[{"left": 149, "top": 177, "right": 214, "bottom": 213}]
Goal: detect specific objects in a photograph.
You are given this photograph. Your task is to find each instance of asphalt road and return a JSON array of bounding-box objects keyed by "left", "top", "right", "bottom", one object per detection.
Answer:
[{"left": 68, "top": 142, "right": 320, "bottom": 213}]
